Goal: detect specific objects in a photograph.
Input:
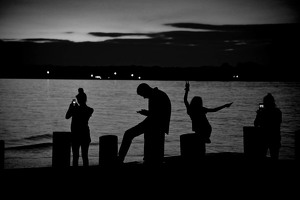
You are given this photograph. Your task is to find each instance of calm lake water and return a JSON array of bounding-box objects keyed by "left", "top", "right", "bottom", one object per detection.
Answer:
[{"left": 0, "top": 79, "right": 299, "bottom": 168}]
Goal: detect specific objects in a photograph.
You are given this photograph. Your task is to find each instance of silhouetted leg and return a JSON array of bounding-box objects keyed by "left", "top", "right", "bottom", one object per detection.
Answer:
[
  {"left": 118, "top": 123, "right": 144, "bottom": 163},
  {"left": 261, "top": 145, "right": 268, "bottom": 160},
  {"left": 269, "top": 144, "right": 280, "bottom": 160},
  {"left": 72, "top": 142, "right": 80, "bottom": 167},
  {"left": 81, "top": 142, "right": 90, "bottom": 167},
  {"left": 201, "top": 142, "right": 206, "bottom": 156}
]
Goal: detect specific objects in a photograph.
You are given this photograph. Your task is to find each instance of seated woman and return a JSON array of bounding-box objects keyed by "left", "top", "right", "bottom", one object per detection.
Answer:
[{"left": 184, "top": 81, "right": 233, "bottom": 154}]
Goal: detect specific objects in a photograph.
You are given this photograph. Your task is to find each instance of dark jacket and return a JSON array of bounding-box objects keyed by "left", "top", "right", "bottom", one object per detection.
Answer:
[
  {"left": 66, "top": 104, "right": 94, "bottom": 143},
  {"left": 144, "top": 87, "right": 171, "bottom": 134},
  {"left": 254, "top": 107, "right": 282, "bottom": 144}
]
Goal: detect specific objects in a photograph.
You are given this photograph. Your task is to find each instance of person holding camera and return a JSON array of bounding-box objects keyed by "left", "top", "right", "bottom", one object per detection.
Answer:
[
  {"left": 254, "top": 93, "right": 282, "bottom": 160},
  {"left": 66, "top": 88, "right": 94, "bottom": 167}
]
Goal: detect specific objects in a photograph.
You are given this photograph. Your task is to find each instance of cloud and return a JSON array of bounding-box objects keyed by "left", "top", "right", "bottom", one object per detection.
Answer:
[
  {"left": 83, "top": 22, "right": 300, "bottom": 67},
  {"left": 2, "top": 22, "right": 298, "bottom": 68},
  {"left": 165, "top": 22, "right": 300, "bottom": 39},
  {"left": 87, "top": 29, "right": 257, "bottom": 47},
  {"left": 165, "top": 23, "right": 236, "bottom": 31},
  {"left": 89, "top": 32, "right": 148, "bottom": 38},
  {"left": 9, "top": 22, "right": 298, "bottom": 47},
  {"left": 20, "top": 38, "right": 73, "bottom": 43}
]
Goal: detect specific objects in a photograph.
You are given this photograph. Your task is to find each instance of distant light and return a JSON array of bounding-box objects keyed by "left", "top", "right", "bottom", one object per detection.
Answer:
[
  {"left": 95, "top": 75, "right": 101, "bottom": 79},
  {"left": 47, "top": 71, "right": 50, "bottom": 74},
  {"left": 138, "top": 76, "right": 141, "bottom": 80},
  {"left": 91, "top": 74, "right": 94, "bottom": 78},
  {"left": 131, "top": 74, "right": 134, "bottom": 77},
  {"left": 114, "top": 72, "right": 117, "bottom": 75}
]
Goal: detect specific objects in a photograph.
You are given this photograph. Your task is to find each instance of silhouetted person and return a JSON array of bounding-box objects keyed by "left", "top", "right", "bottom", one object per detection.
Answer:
[
  {"left": 66, "top": 88, "right": 94, "bottom": 167},
  {"left": 254, "top": 93, "right": 282, "bottom": 160},
  {"left": 118, "top": 83, "right": 171, "bottom": 164},
  {"left": 184, "top": 81, "right": 232, "bottom": 155}
]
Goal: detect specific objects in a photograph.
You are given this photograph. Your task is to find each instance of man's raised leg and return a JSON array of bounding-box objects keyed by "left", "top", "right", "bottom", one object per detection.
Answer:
[{"left": 118, "top": 123, "right": 144, "bottom": 163}]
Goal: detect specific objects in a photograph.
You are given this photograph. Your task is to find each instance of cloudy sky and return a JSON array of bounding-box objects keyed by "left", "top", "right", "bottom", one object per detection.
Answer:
[{"left": 0, "top": 0, "right": 299, "bottom": 67}]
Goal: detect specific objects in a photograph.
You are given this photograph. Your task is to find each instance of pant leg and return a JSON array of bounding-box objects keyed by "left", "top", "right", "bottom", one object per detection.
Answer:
[
  {"left": 118, "top": 122, "right": 145, "bottom": 162},
  {"left": 71, "top": 142, "right": 80, "bottom": 167},
  {"left": 81, "top": 142, "right": 90, "bottom": 166},
  {"left": 269, "top": 142, "right": 280, "bottom": 160}
]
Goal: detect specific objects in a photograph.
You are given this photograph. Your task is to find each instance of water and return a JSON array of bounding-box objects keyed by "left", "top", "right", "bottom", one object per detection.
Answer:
[{"left": 0, "top": 79, "right": 299, "bottom": 169}]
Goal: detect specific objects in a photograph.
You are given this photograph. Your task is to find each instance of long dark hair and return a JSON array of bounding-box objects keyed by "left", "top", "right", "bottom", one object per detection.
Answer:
[
  {"left": 76, "top": 88, "right": 87, "bottom": 105},
  {"left": 190, "top": 96, "right": 203, "bottom": 112},
  {"left": 263, "top": 93, "right": 276, "bottom": 109}
]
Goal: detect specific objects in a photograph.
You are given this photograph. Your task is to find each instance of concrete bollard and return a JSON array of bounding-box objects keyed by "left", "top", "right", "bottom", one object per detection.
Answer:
[
  {"left": 99, "top": 135, "right": 118, "bottom": 165},
  {"left": 180, "top": 133, "right": 205, "bottom": 161},
  {"left": 52, "top": 132, "right": 71, "bottom": 168},
  {"left": 0, "top": 140, "right": 4, "bottom": 170},
  {"left": 144, "top": 132, "right": 165, "bottom": 165},
  {"left": 243, "top": 127, "right": 265, "bottom": 160}
]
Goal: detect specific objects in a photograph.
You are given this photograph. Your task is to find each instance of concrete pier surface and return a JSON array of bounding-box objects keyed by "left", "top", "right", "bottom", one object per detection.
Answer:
[
  {"left": 1, "top": 152, "right": 298, "bottom": 197},
  {"left": 1, "top": 152, "right": 297, "bottom": 178}
]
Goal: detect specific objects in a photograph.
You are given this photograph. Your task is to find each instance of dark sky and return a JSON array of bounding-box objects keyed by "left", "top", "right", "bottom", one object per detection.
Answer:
[{"left": 0, "top": 0, "right": 299, "bottom": 68}]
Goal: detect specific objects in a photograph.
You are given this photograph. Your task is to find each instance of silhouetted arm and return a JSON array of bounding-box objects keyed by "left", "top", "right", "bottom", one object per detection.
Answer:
[
  {"left": 65, "top": 103, "right": 74, "bottom": 119},
  {"left": 137, "top": 109, "right": 149, "bottom": 116},
  {"left": 254, "top": 110, "right": 261, "bottom": 127},
  {"left": 206, "top": 102, "right": 233, "bottom": 113},
  {"left": 184, "top": 81, "right": 190, "bottom": 109}
]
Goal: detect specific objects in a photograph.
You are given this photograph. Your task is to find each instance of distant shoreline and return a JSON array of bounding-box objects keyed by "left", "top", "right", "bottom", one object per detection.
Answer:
[{"left": 1, "top": 63, "right": 299, "bottom": 81}]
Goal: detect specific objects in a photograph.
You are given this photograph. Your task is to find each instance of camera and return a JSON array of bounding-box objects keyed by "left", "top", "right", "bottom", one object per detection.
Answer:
[{"left": 259, "top": 103, "right": 264, "bottom": 109}]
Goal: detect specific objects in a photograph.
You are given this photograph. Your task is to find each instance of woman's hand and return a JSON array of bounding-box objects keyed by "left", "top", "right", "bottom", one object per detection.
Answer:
[
  {"left": 185, "top": 81, "right": 190, "bottom": 92},
  {"left": 225, "top": 102, "right": 233, "bottom": 108}
]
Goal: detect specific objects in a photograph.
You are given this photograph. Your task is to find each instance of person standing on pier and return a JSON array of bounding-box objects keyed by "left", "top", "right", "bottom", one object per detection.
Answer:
[
  {"left": 254, "top": 93, "right": 282, "bottom": 160},
  {"left": 118, "top": 83, "right": 171, "bottom": 165},
  {"left": 184, "top": 81, "right": 233, "bottom": 155},
  {"left": 66, "top": 88, "right": 94, "bottom": 167}
]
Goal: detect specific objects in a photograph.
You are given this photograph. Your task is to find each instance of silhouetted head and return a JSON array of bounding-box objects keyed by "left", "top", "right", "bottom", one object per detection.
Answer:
[
  {"left": 190, "top": 96, "right": 203, "bottom": 109},
  {"left": 78, "top": 88, "right": 84, "bottom": 94},
  {"left": 137, "top": 83, "right": 152, "bottom": 98},
  {"left": 263, "top": 93, "right": 276, "bottom": 109},
  {"left": 76, "top": 88, "right": 87, "bottom": 105}
]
